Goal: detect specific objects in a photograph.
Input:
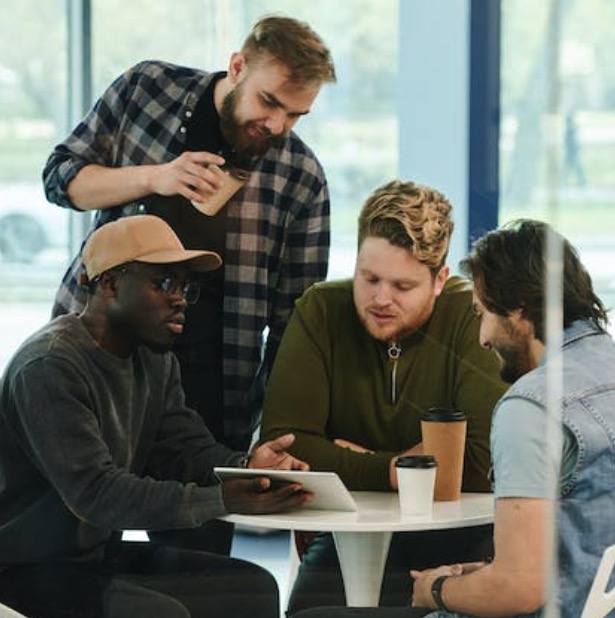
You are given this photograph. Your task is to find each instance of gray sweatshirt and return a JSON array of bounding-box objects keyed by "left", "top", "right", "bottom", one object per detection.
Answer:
[{"left": 0, "top": 315, "right": 244, "bottom": 566}]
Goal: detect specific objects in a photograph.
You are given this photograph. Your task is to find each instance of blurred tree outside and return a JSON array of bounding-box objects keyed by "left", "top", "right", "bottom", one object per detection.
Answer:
[
  {"left": 0, "top": 0, "right": 66, "bottom": 182},
  {"left": 500, "top": 0, "right": 615, "bottom": 314},
  {"left": 501, "top": 0, "right": 615, "bottom": 212}
]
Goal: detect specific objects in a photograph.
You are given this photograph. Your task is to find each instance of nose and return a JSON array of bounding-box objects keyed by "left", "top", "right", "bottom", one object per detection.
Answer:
[
  {"left": 478, "top": 329, "right": 490, "bottom": 350},
  {"left": 169, "top": 292, "right": 188, "bottom": 309},
  {"left": 373, "top": 284, "right": 392, "bottom": 305},
  {"left": 264, "top": 109, "right": 287, "bottom": 136}
]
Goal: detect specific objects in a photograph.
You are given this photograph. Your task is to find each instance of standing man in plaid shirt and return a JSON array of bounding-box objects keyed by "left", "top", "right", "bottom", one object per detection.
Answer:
[{"left": 43, "top": 13, "right": 335, "bottom": 555}]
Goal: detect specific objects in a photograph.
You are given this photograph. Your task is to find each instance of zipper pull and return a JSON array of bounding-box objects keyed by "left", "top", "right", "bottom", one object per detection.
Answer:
[
  {"left": 387, "top": 341, "right": 401, "bottom": 361},
  {"left": 387, "top": 341, "right": 401, "bottom": 404}
]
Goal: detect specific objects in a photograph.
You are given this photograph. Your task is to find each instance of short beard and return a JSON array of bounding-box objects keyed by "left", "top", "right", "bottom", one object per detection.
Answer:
[
  {"left": 219, "top": 87, "right": 286, "bottom": 160},
  {"left": 357, "top": 310, "right": 411, "bottom": 343},
  {"left": 497, "top": 343, "right": 531, "bottom": 384}
]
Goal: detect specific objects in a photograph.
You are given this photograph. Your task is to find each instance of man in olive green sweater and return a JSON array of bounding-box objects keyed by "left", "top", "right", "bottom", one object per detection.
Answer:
[{"left": 260, "top": 179, "right": 508, "bottom": 612}]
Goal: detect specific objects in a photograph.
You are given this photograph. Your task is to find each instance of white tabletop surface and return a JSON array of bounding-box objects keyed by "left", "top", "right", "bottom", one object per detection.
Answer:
[{"left": 222, "top": 491, "right": 494, "bottom": 532}]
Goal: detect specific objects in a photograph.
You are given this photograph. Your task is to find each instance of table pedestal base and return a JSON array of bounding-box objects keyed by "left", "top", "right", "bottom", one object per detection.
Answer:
[{"left": 333, "top": 530, "right": 393, "bottom": 607}]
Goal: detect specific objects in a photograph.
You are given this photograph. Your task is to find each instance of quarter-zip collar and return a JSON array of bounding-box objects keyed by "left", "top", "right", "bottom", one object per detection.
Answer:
[{"left": 387, "top": 340, "right": 402, "bottom": 403}]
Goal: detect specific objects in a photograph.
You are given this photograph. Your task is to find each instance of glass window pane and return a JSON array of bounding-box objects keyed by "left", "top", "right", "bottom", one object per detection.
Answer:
[
  {"left": 91, "top": 0, "right": 399, "bottom": 279},
  {"left": 0, "top": 1, "right": 70, "bottom": 370},
  {"left": 500, "top": 0, "right": 615, "bottom": 333},
  {"left": 0, "top": 1, "right": 399, "bottom": 372}
]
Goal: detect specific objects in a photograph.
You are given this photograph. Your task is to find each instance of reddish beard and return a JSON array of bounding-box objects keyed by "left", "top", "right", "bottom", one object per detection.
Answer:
[{"left": 220, "top": 88, "right": 286, "bottom": 159}]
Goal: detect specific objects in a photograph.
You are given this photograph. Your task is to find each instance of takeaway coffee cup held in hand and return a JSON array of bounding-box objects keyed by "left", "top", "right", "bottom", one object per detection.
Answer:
[
  {"left": 395, "top": 455, "right": 437, "bottom": 517},
  {"left": 190, "top": 164, "right": 248, "bottom": 216},
  {"left": 420, "top": 408, "right": 467, "bottom": 501}
]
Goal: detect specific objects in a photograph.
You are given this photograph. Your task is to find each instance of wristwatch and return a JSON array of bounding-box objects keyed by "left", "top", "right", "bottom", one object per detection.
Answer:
[{"left": 431, "top": 575, "right": 451, "bottom": 611}]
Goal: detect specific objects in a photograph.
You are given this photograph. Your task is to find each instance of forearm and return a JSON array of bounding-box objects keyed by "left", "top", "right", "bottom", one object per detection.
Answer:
[
  {"left": 414, "top": 498, "right": 548, "bottom": 616},
  {"left": 419, "top": 563, "right": 543, "bottom": 617},
  {"left": 68, "top": 163, "right": 157, "bottom": 210},
  {"left": 283, "top": 431, "right": 394, "bottom": 490}
]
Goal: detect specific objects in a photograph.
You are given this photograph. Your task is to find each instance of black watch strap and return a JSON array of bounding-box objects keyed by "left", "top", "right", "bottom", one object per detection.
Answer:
[{"left": 431, "top": 575, "right": 451, "bottom": 611}]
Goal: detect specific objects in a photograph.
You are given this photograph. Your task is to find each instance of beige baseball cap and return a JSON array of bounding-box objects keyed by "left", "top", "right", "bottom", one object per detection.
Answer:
[{"left": 82, "top": 215, "right": 222, "bottom": 279}]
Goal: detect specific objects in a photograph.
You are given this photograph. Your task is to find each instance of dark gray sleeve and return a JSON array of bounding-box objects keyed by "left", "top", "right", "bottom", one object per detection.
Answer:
[
  {"left": 5, "top": 355, "right": 231, "bottom": 531},
  {"left": 142, "top": 352, "right": 244, "bottom": 486}
]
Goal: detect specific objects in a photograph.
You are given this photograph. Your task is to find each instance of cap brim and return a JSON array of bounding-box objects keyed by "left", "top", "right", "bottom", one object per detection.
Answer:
[{"left": 137, "top": 249, "right": 222, "bottom": 272}]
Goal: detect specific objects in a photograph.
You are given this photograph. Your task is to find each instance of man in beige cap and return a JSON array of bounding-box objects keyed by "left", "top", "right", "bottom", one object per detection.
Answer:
[{"left": 0, "top": 214, "right": 311, "bottom": 618}]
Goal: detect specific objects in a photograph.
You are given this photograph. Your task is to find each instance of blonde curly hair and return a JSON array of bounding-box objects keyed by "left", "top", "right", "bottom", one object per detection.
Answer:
[{"left": 358, "top": 180, "right": 454, "bottom": 272}]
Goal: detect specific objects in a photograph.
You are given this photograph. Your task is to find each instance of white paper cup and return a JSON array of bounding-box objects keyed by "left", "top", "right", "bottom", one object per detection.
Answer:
[{"left": 395, "top": 455, "right": 437, "bottom": 517}]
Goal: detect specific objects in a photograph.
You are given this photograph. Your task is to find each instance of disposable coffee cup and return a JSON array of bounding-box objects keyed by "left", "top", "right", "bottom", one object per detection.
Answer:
[
  {"left": 190, "top": 164, "right": 248, "bottom": 216},
  {"left": 395, "top": 455, "right": 437, "bottom": 517},
  {"left": 420, "top": 408, "right": 467, "bottom": 501}
]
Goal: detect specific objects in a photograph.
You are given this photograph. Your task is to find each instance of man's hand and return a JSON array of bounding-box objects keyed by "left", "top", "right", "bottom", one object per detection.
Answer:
[
  {"left": 334, "top": 438, "right": 375, "bottom": 454},
  {"left": 249, "top": 433, "right": 309, "bottom": 470},
  {"left": 151, "top": 151, "right": 227, "bottom": 203},
  {"left": 221, "top": 477, "right": 313, "bottom": 514},
  {"left": 410, "top": 564, "right": 463, "bottom": 608}
]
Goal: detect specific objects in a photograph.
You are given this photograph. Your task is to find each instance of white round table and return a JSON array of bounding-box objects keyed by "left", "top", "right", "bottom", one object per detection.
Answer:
[{"left": 222, "top": 491, "right": 494, "bottom": 607}]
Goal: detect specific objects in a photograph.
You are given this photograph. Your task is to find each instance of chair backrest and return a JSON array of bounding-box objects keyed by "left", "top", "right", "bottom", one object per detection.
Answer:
[{"left": 581, "top": 544, "right": 615, "bottom": 618}]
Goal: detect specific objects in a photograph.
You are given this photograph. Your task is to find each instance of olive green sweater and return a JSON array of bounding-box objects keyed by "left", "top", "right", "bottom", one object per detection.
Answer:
[{"left": 261, "top": 277, "right": 508, "bottom": 492}]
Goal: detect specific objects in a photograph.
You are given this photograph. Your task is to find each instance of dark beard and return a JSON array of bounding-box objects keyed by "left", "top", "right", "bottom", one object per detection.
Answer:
[
  {"left": 219, "top": 88, "right": 286, "bottom": 160},
  {"left": 497, "top": 344, "right": 531, "bottom": 384}
]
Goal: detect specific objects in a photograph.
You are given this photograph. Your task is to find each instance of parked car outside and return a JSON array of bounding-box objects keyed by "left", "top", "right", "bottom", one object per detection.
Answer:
[{"left": 0, "top": 183, "right": 69, "bottom": 263}]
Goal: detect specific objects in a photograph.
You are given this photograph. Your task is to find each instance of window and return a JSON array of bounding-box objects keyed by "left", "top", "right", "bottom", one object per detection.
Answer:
[
  {"left": 90, "top": 0, "right": 398, "bottom": 279},
  {"left": 0, "top": 1, "right": 69, "bottom": 368},
  {"left": 500, "top": 0, "right": 615, "bottom": 326},
  {"left": 0, "top": 1, "right": 399, "bottom": 371}
]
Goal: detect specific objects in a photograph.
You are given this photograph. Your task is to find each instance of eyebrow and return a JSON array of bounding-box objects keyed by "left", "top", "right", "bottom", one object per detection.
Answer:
[
  {"left": 358, "top": 267, "right": 418, "bottom": 286},
  {"left": 264, "top": 90, "right": 311, "bottom": 116}
]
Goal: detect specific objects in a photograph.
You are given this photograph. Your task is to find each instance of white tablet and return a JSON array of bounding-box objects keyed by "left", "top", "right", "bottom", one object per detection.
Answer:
[{"left": 213, "top": 468, "right": 358, "bottom": 512}]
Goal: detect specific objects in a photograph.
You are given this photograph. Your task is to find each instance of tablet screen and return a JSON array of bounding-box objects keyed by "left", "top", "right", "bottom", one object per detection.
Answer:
[{"left": 213, "top": 468, "right": 358, "bottom": 512}]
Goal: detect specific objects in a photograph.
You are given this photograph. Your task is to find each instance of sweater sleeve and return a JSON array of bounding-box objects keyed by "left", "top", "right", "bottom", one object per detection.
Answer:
[
  {"left": 5, "top": 354, "right": 230, "bottom": 532},
  {"left": 142, "top": 352, "right": 243, "bottom": 486},
  {"left": 261, "top": 285, "right": 395, "bottom": 491}
]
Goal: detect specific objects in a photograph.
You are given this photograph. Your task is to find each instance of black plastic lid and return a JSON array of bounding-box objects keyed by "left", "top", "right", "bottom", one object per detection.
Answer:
[
  {"left": 420, "top": 407, "right": 466, "bottom": 422},
  {"left": 395, "top": 455, "right": 437, "bottom": 469}
]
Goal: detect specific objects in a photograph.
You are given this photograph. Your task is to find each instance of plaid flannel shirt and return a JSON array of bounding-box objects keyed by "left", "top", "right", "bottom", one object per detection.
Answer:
[{"left": 42, "top": 60, "right": 330, "bottom": 450}]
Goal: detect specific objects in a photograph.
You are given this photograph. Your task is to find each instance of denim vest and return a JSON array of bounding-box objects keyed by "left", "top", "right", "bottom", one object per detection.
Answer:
[
  {"left": 501, "top": 319, "right": 615, "bottom": 618},
  {"left": 426, "top": 320, "right": 615, "bottom": 618}
]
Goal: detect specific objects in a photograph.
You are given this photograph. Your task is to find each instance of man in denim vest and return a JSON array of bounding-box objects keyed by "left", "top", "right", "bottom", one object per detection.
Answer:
[{"left": 294, "top": 219, "right": 614, "bottom": 618}]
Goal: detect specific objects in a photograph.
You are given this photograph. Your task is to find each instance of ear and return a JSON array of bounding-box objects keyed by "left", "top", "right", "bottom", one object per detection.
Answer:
[
  {"left": 228, "top": 52, "right": 247, "bottom": 84},
  {"left": 97, "top": 271, "right": 122, "bottom": 301},
  {"left": 433, "top": 265, "right": 450, "bottom": 297},
  {"left": 509, "top": 307, "right": 535, "bottom": 336}
]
